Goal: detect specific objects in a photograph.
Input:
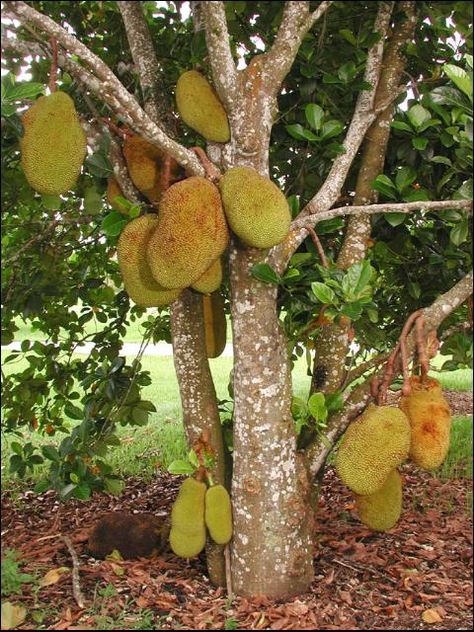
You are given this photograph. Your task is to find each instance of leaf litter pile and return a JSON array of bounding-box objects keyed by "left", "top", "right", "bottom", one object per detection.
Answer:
[{"left": 2, "top": 458, "right": 472, "bottom": 631}]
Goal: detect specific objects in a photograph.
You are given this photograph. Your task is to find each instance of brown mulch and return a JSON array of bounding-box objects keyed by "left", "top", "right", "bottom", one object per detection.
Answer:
[
  {"left": 385, "top": 389, "right": 473, "bottom": 416},
  {"left": 1, "top": 464, "right": 472, "bottom": 631}
]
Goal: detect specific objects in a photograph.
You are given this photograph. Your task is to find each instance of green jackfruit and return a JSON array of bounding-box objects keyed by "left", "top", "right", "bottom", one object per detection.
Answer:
[
  {"left": 205, "top": 484, "right": 233, "bottom": 545},
  {"left": 176, "top": 70, "right": 230, "bottom": 143},
  {"left": 169, "top": 477, "right": 207, "bottom": 558},
  {"left": 21, "top": 91, "right": 87, "bottom": 195},
  {"left": 335, "top": 404, "right": 410, "bottom": 496},
  {"left": 356, "top": 469, "right": 402, "bottom": 532},
  {"left": 169, "top": 526, "right": 206, "bottom": 559},
  {"left": 219, "top": 167, "right": 291, "bottom": 248},
  {"left": 147, "top": 177, "right": 229, "bottom": 289},
  {"left": 117, "top": 214, "right": 182, "bottom": 307},
  {"left": 400, "top": 376, "right": 452, "bottom": 470},
  {"left": 191, "top": 258, "right": 223, "bottom": 294},
  {"left": 202, "top": 293, "right": 227, "bottom": 359}
]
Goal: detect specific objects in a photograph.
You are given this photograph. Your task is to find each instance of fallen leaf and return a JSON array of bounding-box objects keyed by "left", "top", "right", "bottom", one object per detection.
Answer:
[
  {"left": 110, "top": 562, "right": 125, "bottom": 576},
  {"left": 40, "top": 566, "right": 70, "bottom": 586},
  {"left": 422, "top": 608, "right": 443, "bottom": 623},
  {"left": 1, "top": 602, "right": 27, "bottom": 629}
]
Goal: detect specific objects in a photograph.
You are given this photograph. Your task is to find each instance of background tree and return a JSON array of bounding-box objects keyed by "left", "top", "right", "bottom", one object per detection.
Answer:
[{"left": 1, "top": 0, "right": 472, "bottom": 599}]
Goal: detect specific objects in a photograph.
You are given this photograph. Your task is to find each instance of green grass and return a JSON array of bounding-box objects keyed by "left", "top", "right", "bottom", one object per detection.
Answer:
[{"left": 435, "top": 415, "right": 473, "bottom": 480}]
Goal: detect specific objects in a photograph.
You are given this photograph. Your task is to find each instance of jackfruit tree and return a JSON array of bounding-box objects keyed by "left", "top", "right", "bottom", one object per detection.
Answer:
[{"left": 1, "top": 1, "right": 472, "bottom": 599}]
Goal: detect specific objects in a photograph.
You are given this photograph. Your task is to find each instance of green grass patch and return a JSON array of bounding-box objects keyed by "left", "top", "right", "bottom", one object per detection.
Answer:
[{"left": 435, "top": 415, "right": 473, "bottom": 480}]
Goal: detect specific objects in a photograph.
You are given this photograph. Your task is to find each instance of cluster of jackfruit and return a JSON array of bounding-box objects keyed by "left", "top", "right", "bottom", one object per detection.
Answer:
[
  {"left": 169, "top": 477, "right": 232, "bottom": 558},
  {"left": 21, "top": 91, "right": 87, "bottom": 195},
  {"left": 400, "top": 376, "right": 452, "bottom": 470},
  {"left": 335, "top": 404, "right": 411, "bottom": 496}
]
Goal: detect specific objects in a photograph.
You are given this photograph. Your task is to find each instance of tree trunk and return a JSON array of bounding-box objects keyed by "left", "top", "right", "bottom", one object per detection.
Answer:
[{"left": 229, "top": 247, "right": 314, "bottom": 598}]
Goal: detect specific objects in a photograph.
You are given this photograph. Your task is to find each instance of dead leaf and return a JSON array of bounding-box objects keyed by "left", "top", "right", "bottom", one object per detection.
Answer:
[
  {"left": 40, "top": 566, "right": 70, "bottom": 587},
  {"left": 422, "top": 608, "right": 443, "bottom": 623},
  {"left": 1, "top": 602, "right": 27, "bottom": 629},
  {"left": 110, "top": 562, "right": 125, "bottom": 576}
]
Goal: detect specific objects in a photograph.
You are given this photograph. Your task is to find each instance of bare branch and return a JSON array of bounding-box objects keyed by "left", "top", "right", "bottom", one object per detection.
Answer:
[
  {"left": 307, "top": 269, "right": 474, "bottom": 476},
  {"left": 4, "top": 1, "right": 205, "bottom": 176},
  {"left": 117, "top": 1, "right": 173, "bottom": 127},
  {"left": 264, "top": 1, "right": 332, "bottom": 94},
  {"left": 201, "top": 1, "right": 239, "bottom": 114}
]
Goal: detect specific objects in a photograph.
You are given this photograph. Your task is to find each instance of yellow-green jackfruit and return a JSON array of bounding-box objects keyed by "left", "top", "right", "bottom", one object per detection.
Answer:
[
  {"left": 191, "top": 258, "right": 223, "bottom": 294},
  {"left": 335, "top": 404, "right": 411, "bottom": 496},
  {"left": 123, "top": 135, "right": 183, "bottom": 205},
  {"left": 356, "top": 469, "right": 402, "bottom": 532},
  {"left": 175, "top": 70, "right": 230, "bottom": 143},
  {"left": 202, "top": 293, "right": 227, "bottom": 359},
  {"left": 107, "top": 178, "right": 129, "bottom": 215},
  {"left": 169, "top": 477, "right": 207, "bottom": 558},
  {"left": 219, "top": 167, "right": 291, "bottom": 249},
  {"left": 205, "top": 484, "right": 233, "bottom": 545},
  {"left": 117, "top": 214, "right": 182, "bottom": 307},
  {"left": 400, "top": 376, "right": 452, "bottom": 470},
  {"left": 21, "top": 91, "right": 87, "bottom": 195},
  {"left": 147, "top": 177, "right": 229, "bottom": 289}
]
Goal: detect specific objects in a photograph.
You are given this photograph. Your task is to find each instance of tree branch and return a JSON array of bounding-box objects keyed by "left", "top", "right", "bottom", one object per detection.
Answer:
[
  {"left": 117, "top": 1, "right": 174, "bottom": 128},
  {"left": 306, "top": 269, "right": 474, "bottom": 476},
  {"left": 200, "top": 1, "right": 239, "bottom": 115},
  {"left": 4, "top": 1, "right": 205, "bottom": 176}
]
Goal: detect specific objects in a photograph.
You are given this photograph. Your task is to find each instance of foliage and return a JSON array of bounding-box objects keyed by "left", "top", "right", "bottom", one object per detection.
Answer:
[
  {"left": 1, "top": 550, "right": 36, "bottom": 597},
  {"left": 1, "top": 1, "right": 472, "bottom": 497}
]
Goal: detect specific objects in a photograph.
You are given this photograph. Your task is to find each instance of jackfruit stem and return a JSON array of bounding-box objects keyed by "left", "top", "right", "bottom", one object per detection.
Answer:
[
  {"left": 48, "top": 36, "right": 58, "bottom": 94},
  {"left": 191, "top": 146, "right": 221, "bottom": 182}
]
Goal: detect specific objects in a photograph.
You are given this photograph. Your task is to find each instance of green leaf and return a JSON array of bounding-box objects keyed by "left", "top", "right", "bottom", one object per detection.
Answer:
[
  {"left": 65, "top": 403, "right": 83, "bottom": 420},
  {"left": 430, "top": 86, "right": 471, "bottom": 113},
  {"left": 407, "top": 104, "right": 431, "bottom": 129},
  {"left": 391, "top": 120, "right": 413, "bottom": 133},
  {"left": 104, "top": 478, "right": 124, "bottom": 495},
  {"left": 251, "top": 263, "right": 280, "bottom": 285},
  {"left": 412, "top": 137, "right": 429, "bottom": 150},
  {"left": 315, "top": 217, "right": 345, "bottom": 234},
  {"left": 131, "top": 407, "right": 149, "bottom": 424},
  {"left": 395, "top": 167, "right": 417, "bottom": 193},
  {"left": 41, "top": 194, "right": 62, "bottom": 210},
  {"left": 307, "top": 392, "right": 328, "bottom": 422},
  {"left": 340, "top": 302, "right": 363, "bottom": 319},
  {"left": 430, "top": 155, "right": 452, "bottom": 166},
  {"left": 384, "top": 212, "right": 407, "bottom": 226},
  {"left": 101, "top": 212, "right": 128, "bottom": 237},
  {"left": 86, "top": 152, "right": 113, "bottom": 178},
  {"left": 84, "top": 187, "right": 103, "bottom": 215},
  {"left": 325, "top": 392, "right": 344, "bottom": 413},
  {"left": 338, "top": 62, "right": 357, "bottom": 83},
  {"left": 311, "top": 282, "right": 336, "bottom": 305},
  {"left": 372, "top": 174, "right": 398, "bottom": 200},
  {"left": 188, "top": 449, "right": 200, "bottom": 468},
  {"left": 339, "top": 29, "right": 357, "bottom": 46},
  {"left": 320, "top": 120, "right": 344, "bottom": 141},
  {"left": 443, "top": 64, "right": 473, "bottom": 100},
  {"left": 285, "top": 124, "right": 309, "bottom": 140},
  {"left": 450, "top": 219, "right": 469, "bottom": 246},
  {"left": 305, "top": 103, "right": 324, "bottom": 131},
  {"left": 73, "top": 484, "right": 92, "bottom": 500},
  {"left": 168, "top": 460, "right": 196, "bottom": 475}
]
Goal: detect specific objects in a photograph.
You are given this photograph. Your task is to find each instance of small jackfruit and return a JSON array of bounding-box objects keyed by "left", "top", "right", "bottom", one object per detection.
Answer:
[
  {"left": 117, "top": 214, "right": 182, "bottom": 307},
  {"left": 21, "top": 91, "right": 87, "bottom": 195},
  {"left": 192, "top": 258, "right": 223, "bottom": 294},
  {"left": 169, "top": 525, "right": 207, "bottom": 559},
  {"left": 205, "top": 484, "right": 233, "bottom": 545},
  {"left": 123, "top": 135, "right": 184, "bottom": 205},
  {"left": 335, "top": 404, "right": 411, "bottom": 496},
  {"left": 355, "top": 469, "right": 402, "bottom": 532},
  {"left": 202, "top": 293, "right": 227, "bottom": 359},
  {"left": 107, "top": 178, "right": 129, "bottom": 215},
  {"left": 147, "top": 177, "right": 229, "bottom": 289},
  {"left": 175, "top": 70, "right": 230, "bottom": 143},
  {"left": 400, "top": 376, "right": 452, "bottom": 470},
  {"left": 170, "top": 477, "right": 207, "bottom": 558},
  {"left": 219, "top": 167, "right": 291, "bottom": 248}
]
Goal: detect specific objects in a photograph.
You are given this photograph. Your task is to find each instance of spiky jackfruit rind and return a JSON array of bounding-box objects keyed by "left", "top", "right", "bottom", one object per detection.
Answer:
[
  {"left": 202, "top": 293, "right": 227, "bottom": 359},
  {"left": 400, "top": 376, "right": 452, "bottom": 470},
  {"left": 117, "top": 214, "right": 182, "bottom": 307},
  {"left": 219, "top": 167, "right": 291, "bottom": 249},
  {"left": 21, "top": 91, "right": 87, "bottom": 195},
  {"left": 169, "top": 477, "right": 207, "bottom": 558},
  {"left": 335, "top": 404, "right": 411, "bottom": 496},
  {"left": 107, "top": 178, "right": 129, "bottom": 215},
  {"left": 176, "top": 70, "right": 230, "bottom": 143},
  {"left": 191, "top": 258, "right": 223, "bottom": 294},
  {"left": 356, "top": 469, "right": 402, "bottom": 532},
  {"left": 205, "top": 484, "right": 233, "bottom": 544},
  {"left": 147, "top": 177, "right": 229, "bottom": 289}
]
